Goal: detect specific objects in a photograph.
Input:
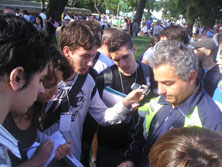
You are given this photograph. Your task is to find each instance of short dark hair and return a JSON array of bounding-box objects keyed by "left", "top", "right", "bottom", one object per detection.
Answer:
[
  {"left": 159, "top": 25, "right": 189, "bottom": 45},
  {"left": 59, "top": 21, "right": 96, "bottom": 52},
  {"left": 0, "top": 14, "right": 53, "bottom": 89},
  {"left": 150, "top": 34, "right": 160, "bottom": 47},
  {"left": 107, "top": 30, "right": 133, "bottom": 52},
  {"left": 101, "top": 28, "right": 118, "bottom": 45},
  {"left": 149, "top": 127, "right": 222, "bottom": 167}
]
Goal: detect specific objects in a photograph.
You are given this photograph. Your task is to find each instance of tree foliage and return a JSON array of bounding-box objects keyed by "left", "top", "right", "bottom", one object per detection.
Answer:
[{"left": 159, "top": 0, "right": 222, "bottom": 29}]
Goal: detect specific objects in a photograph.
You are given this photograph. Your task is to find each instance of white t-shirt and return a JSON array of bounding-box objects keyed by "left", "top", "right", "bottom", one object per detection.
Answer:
[
  {"left": 143, "top": 47, "right": 154, "bottom": 62},
  {"left": 122, "top": 22, "right": 128, "bottom": 31},
  {"left": 141, "top": 26, "right": 148, "bottom": 33},
  {"left": 93, "top": 52, "right": 114, "bottom": 74},
  {"left": 23, "top": 15, "right": 31, "bottom": 22},
  {"left": 39, "top": 12, "right": 47, "bottom": 21}
]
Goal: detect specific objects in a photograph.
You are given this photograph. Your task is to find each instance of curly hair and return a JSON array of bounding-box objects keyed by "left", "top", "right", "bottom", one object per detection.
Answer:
[
  {"left": 101, "top": 28, "right": 118, "bottom": 45},
  {"left": 150, "top": 40, "right": 198, "bottom": 81}
]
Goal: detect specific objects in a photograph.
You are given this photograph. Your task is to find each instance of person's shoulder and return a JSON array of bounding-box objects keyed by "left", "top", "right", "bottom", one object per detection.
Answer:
[
  {"left": 85, "top": 72, "right": 96, "bottom": 83},
  {"left": 97, "top": 52, "right": 113, "bottom": 65},
  {"left": 198, "top": 90, "right": 221, "bottom": 113},
  {"left": 100, "top": 64, "right": 116, "bottom": 74},
  {"left": 206, "top": 65, "right": 222, "bottom": 79},
  {"left": 143, "top": 47, "right": 153, "bottom": 59}
]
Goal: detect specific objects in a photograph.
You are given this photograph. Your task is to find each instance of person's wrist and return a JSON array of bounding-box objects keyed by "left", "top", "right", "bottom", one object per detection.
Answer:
[{"left": 122, "top": 99, "right": 131, "bottom": 108}]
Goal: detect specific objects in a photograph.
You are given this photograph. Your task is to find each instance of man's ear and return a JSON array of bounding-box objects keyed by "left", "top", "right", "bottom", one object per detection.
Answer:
[
  {"left": 9, "top": 67, "right": 25, "bottom": 91},
  {"left": 189, "top": 70, "right": 196, "bottom": 85},
  {"left": 63, "top": 46, "right": 71, "bottom": 58},
  {"left": 63, "top": 46, "right": 74, "bottom": 63},
  {"left": 132, "top": 45, "right": 137, "bottom": 55},
  {"left": 104, "top": 41, "right": 108, "bottom": 46},
  {"left": 205, "top": 48, "right": 211, "bottom": 56}
]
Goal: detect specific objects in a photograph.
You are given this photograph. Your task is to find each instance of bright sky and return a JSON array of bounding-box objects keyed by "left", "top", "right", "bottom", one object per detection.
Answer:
[{"left": 151, "top": 10, "right": 163, "bottom": 20}]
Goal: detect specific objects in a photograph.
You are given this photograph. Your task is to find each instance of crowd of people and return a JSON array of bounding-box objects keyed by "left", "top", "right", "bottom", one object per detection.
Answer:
[{"left": 1, "top": 6, "right": 222, "bottom": 167}]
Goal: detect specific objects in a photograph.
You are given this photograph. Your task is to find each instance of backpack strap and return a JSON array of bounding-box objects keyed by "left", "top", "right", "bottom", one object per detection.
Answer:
[
  {"left": 93, "top": 51, "right": 101, "bottom": 68},
  {"left": 103, "top": 67, "right": 113, "bottom": 87},
  {"left": 60, "top": 73, "right": 88, "bottom": 112},
  {"left": 40, "top": 73, "right": 88, "bottom": 131}
]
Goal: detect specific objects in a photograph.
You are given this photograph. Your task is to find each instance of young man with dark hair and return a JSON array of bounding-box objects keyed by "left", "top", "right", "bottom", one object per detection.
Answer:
[
  {"left": 96, "top": 30, "right": 156, "bottom": 167},
  {"left": 84, "top": 20, "right": 113, "bottom": 74},
  {"left": 41, "top": 21, "right": 145, "bottom": 163},
  {"left": 159, "top": 25, "right": 189, "bottom": 45},
  {"left": 98, "top": 28, "right": 118, "bottom": 59},
  {"left": 0, "top": 14, "right": 53, "bottom": 166}
]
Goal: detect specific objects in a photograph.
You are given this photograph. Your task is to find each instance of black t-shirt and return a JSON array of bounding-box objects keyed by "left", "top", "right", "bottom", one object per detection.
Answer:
[
  {"left": 3, "top": 113, "right": 37, "bottom": 166},
  {"left": 96, "top": 63, "right": 148, "bottom": 150}
]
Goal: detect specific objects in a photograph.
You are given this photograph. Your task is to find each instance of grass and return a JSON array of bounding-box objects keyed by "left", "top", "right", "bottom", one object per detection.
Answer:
[{"left": 133, "top": 36, "right": 151, "bottom": 61}]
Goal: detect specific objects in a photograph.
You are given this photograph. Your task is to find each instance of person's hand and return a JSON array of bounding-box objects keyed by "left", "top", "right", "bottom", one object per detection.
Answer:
[
  {"left": 55, "top": 141, "right": 71, "bottom": 160},
  {"left": 117, "top": 161, "right": 135, "bottom": 167},
  {"left": 122, "top": 88, "right": 145, "bottom": 108},
  {"left": 31, "top": 139, "right": 54, "bottom": 165}
]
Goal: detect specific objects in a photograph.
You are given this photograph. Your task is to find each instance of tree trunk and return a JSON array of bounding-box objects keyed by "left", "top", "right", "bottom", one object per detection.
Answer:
[
  {"left": 47, "top": 0, "right": 68, "bottom": 22},
  {"left": 41, "top": 0, "right": 45, "bottom": 9},
  {"left": 46, "top": 0, "right": 68, "bottom": 44},
  {"left": 94, "top": 0, "right": 104, "bottom": 15},
  {"left": 134, "top": 0, "right": 146, "bottom": 27}
]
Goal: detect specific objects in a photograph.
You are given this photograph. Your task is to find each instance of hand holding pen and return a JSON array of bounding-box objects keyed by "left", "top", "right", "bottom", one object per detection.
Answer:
[{"left": 30, "top": 139, "right": 54, "bottom": 166}]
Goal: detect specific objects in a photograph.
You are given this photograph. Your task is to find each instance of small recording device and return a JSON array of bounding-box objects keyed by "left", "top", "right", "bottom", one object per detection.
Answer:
[
  {"left": 131, "top": 83, "right": 151, "bottom": 106},
  {"left": 131, "top": 83, "right": 150, "bottom": 96}
]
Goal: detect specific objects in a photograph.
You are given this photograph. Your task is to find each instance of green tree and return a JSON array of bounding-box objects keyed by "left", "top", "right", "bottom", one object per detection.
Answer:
[{"left": 159, "top": 0, "right": 222, "bottom": 32}]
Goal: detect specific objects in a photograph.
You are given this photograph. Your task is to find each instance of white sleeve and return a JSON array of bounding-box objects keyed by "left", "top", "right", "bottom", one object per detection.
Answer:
[
  {"left": 143, "top": 48, "right": 153, "bottom": 61},
  {"left": 88, "top": 89, "right": 130, "bottom": 126}
]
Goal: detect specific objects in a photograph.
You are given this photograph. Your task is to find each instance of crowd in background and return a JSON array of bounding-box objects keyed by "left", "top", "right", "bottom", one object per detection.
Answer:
[{"left": 1, "top": 6, "right": 222, "bottom": 167}]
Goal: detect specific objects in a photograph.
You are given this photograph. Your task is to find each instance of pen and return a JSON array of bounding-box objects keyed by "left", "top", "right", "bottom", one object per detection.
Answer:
[{"left": 23, "top": 146, "right": 39, "bottom": 152}]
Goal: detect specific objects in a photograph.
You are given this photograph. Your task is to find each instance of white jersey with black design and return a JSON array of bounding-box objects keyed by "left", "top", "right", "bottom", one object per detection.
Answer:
[{"left": 43, "top": 73, "right": 130, "bottom": 160}]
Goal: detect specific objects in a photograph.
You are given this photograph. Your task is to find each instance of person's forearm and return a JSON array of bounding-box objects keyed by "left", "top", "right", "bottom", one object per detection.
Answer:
[{"left": 16, "top": 158, "right": 42, "bottom": 167}]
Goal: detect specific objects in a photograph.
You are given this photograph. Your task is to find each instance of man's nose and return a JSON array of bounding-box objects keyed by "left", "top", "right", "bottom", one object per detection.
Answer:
[
  {"left": 50, "top": 86, "right": 58, "bottom": 96},
  {"left": 119, "top": 59, "right": 126, "bottom": 67},
  {"left": 157, "top": 84, "right": 166, "bottom": 95},
  {"left": 87, "top": 57, "right": 94, "bottom": 67},
  {"left": 38, "top": 82, "right": 45, "bottom": 94}
]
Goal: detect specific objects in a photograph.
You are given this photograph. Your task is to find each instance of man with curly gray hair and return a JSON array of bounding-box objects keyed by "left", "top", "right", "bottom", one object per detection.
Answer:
[{"left": 118, "top": 40, "right": 222, "bottom": 167}]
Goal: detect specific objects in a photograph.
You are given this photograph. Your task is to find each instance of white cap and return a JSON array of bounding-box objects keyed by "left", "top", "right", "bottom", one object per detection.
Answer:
[{"left": 64, "top": 15, "right": 71, "bottom": 20}]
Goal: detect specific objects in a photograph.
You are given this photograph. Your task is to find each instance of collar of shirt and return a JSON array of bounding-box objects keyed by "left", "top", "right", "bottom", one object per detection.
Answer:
[
  {"left": 158, "top": 80, "right": 203, "bottom": 118},
  {"left": 0, "top": 124, "right": 21, "bottom": 159}
]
